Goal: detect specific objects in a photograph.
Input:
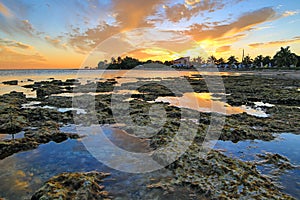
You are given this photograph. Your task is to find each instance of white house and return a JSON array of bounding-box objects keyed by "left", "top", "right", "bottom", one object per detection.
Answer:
[{"left": 172, "top": 57, "right": 190, "bottom": 67}]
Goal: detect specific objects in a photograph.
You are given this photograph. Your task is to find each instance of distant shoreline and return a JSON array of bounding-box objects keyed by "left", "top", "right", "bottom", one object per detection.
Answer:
[{"left": 0, "top": 67, "right": 299, "bottom": 79}]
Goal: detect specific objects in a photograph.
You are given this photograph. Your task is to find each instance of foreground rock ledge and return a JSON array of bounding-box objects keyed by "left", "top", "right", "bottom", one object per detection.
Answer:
[{"left": 31, "top": 171, "right": 111, "bottom": 200}]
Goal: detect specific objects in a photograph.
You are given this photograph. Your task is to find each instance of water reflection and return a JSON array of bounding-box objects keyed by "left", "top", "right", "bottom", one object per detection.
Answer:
[
  {"left": 155, "top": 92, "right": 269, "bottom": 117},
  {"left": 0, "top": 131, "right": 25, "bottom": 141},
  {"left": 0, "top": 126, "right": 172, "bottom": 199},
  {"left": 0, "top": 69, "right": 240, "bottom": 97}
]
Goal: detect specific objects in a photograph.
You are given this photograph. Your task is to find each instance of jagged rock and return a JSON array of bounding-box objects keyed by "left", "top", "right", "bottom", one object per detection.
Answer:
[
  {"left": 2, "top": 80, "right": 18, "bottom": 85},
  {"left": 149, "top": 146, "right": 295, "bottom": 199},
  {"left": 31, "top": 171, "right": 111, "bottom": 200}
]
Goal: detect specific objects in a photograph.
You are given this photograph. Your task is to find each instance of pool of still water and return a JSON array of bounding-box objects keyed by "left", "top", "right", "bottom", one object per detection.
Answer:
[{"left": 0, "top": 125, "right": 189, "bottom": 200}]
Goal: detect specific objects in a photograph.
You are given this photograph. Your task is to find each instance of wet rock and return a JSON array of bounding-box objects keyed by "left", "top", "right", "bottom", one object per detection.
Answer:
[
  {"left": 65, "top": 78, "right": 80, "bottom": 85},
  {"left": 74, "top": 80, "right": 116, "bottom": 93},
  {"left": 0, "top": 92, "right": 28, "bottom": 134},
  {"left": 223, "top": 75, "right": 300, "bottom": 107},
  {"left": 256, "top": 153, "right": 297, "bottom": 175},
  {"left": 31, "top": 171, "right": 111, "bottom": 200},
  {"left": 42, "top": 96, "right": 73, "bottom": 108},
  {"left": 36, "top": 85, "right": 63, "bottom": 99},
  {"left": 149, "top": 146, "right": 295, "bottom": 199},
  {"left": 0, "top": 91, "right": 27, "bottom": 105},
  {"left": 0, "top": 114, "right": 26, "bottom": 134},
  {"left": 0, "top": 138, "right": 39, "bottom": 159},
  {"left": 0, "top": 120, "right": 80, "bottom": 159},
  {"left": 0, "top": 130, "right": 80, "bottom": 159},
  {"left": 22, "top": 79, "right": 81, "bottom": 99},
  {"left": 2, "top": 80, "right": 18, "bottom": 85}
]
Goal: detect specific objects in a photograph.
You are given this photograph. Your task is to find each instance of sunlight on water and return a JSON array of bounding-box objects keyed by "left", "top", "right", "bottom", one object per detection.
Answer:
[
  {"left": 0, "top": 69, "right": 240, "bottom": 97},
  {"left": 156, "top": 92, "right": 270, "bottom": 117}
]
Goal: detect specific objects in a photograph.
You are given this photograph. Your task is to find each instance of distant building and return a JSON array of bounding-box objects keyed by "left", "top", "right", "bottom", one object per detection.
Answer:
[{"left": 172, "top": 57, "right": 190, "bottom": 67}]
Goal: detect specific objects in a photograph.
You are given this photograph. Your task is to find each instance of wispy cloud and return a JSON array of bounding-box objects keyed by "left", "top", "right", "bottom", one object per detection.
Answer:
[
  {"left": 185, "top": 7, "right": 277, "bottom": 41},
  {"left": 164, "top": 0, "right": 225, "bottom": 23},
  {"left": 249, "top": 36, "right": 300, "bottom": 48},
  {"left": 0, "top": 2, "right": 12, "bottom": 17},
  {"left": 0, "top": 38, "right": 33, "bottom": 49},
  {"left": 0, "top": 45, "right": 46, "bottom": 68},
  {"left": 216, "top": 45, "right": 231, "bottom": 53},
  {"left": 282, "top": 10, "right": 299, "bottom": 17},
  {"left": 0, "top": 17, "right": 39, "bottom": 37},
  {"left": 45, "top": 36, "right": 67, "bottom": 50}
]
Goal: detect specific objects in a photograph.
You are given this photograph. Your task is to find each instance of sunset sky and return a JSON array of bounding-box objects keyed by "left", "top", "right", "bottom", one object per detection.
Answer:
[{"left": 0, "top": 0, "right": 299, "bottom": 69}]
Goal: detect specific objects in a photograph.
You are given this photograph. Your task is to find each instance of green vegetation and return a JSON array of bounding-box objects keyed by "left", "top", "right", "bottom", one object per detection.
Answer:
[
  {"left": 98, "top": 56, "right": 172, "bottom": 70},
  {"left": 97, "top": 46, "right": 300, "bottom": 70}
]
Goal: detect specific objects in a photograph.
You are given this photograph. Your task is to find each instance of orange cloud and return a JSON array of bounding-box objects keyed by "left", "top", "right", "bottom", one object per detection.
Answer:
[
  {"left": 68, "top": 23, "right": 120, "bottom": 54},
  {"left": 112, "top": 0, "right": 164, "bottom": 30},
  {"left": 216, "top": 45, "right": 231, "bottom": 53},
  {"left": 0, "top": 46, "right": 46, "bottom": 69},
  {"left": 0, "top": 2, "right": 12, "bottom": 17},
  {"left": 0, "top": 38, "right": 33, "bottom": 49},
  {"left": 215, "top": 33, "right": 247, "bottom": 44},
  {"left": 185, "top": 7, "right": 277, "bottom": 41},
  {"left": 249, "top": 36, "right": 300, "bottom": 48},
  {"left": 124, "top": 48, "right": 175, "bottom": 61},
  {"left": 165, "top": 1, "right": 225, "bottom": 22},
  {"left": 67, "top": 0, "right": 165, "bottom": 53},
  {"left": 45, "top": 36, "right": 67, "bottom": 50}
]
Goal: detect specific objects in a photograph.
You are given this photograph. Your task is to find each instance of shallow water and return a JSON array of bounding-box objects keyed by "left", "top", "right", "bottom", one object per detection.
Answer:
[
  {"left": 0, "top": 125, "right": 177, "bottom": 199},
  {"left": 213, "top": 133, "right": 300, "bottom": 198},
  {"left": 0, "top": 69, "right": 239, "bottom": 97},
  {"left": 0, "top": 131, "right": 25, "bottom": 141}
]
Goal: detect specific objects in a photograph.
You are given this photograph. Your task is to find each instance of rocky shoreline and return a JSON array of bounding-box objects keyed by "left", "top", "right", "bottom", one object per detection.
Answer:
[{"left": 0, "top": 72, "right": 299, "bottom": 199}]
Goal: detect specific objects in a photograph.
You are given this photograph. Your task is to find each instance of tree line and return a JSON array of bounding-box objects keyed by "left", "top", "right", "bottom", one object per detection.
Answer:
[
  {"left": 97, "top": 46, "right": 300, "bottom": 69},
  {"left": 207, "top": 46, "right": 299, "bottom": 68}
]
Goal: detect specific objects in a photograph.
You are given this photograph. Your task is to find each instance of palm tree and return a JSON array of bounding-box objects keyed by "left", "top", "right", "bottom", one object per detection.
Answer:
[
  {"left": 262, "top": 56, "right": 272, "bottom": 67},
  {"left": 273, "top": 46, "right": 298, "bottom": 67},
  {"left": 216, "top": 57, "right": 225, "bottom": 65},
  {"left": 208, "top": 55, "right": 217, "bottom": 64},
  {"left": 254, "top": 55, "right": 264, "bottom": 68},
  {"left": 227, "top": 56, "right": 238, "bottom": 66},
  {"left": 111, "top": 57, "right": 116, "bottom": 64},
  {"left": 117, "top": 56, "right": 122, "bottom": 64},
  {"left": 243, "top": 55, "right": 253, "bottom": 67}
]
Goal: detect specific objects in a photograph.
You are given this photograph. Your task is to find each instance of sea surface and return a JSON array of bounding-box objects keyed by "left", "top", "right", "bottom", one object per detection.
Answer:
[{"left": 0, "top": 69, "right": 299, "bottom": 199}]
